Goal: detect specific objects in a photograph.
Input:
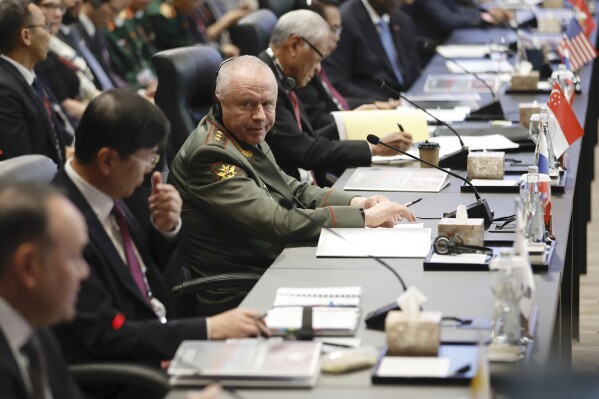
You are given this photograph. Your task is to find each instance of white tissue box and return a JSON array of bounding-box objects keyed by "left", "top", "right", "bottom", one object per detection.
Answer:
[
  {"left": 385, "top": 311, "right": 442, "bottom": 356},
  {"left": 467, "top": 152, "right": 504, "bottom": 180},
  {"left": 437, "top": 217, "right": 484, "bottom": 246}
]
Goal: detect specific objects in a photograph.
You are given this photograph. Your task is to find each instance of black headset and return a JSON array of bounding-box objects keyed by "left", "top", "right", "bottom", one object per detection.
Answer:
[
  {"left": 265, "top": 48, "right": 296, "bottom": 92},
  {"left": 212, "top": 57, "right": 237, "bottom": 121},
  {"left": 433, "top": 235, "right": 494, "bottom": 256}
]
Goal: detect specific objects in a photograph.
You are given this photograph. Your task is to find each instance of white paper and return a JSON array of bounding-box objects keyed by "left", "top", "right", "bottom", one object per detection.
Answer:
[
  {"left": 273, "top": 286, "right": 362, "bottom": 307},
  {"left": 265, "top": 307, "right": 360, "bottom": 331},
  {"left": 428, "top": 253, "right": 489, "bottom": 264},
  {"left": 470, "top": 179, "right": 518, "bottom": 187},
  {"left": 424, "top": 106, "right": 471, "bottom": 123},
  {"left": 445, "top": 59, "right": 514, "bottom": 74},
  {"left": 437, "top": 44, "right": 495, "bottom": 59},
  {"left": 430, "top": 134, "right": 519, "bottom": 154},
  {"left": 344, "top": 167, "right": 448, "bottom": 192},
  {"left": 376, "top": 357, "right": 451, "bottom": 377},
  {"left": 404, "top": 92, "right": 481, "bottom": 102},
  {"left": 316, "top": 228, "right": 432, "bottom": 258}
]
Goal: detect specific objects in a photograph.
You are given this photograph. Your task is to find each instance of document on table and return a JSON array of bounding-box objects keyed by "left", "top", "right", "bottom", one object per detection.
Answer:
[
  {"left": 265, "top": 306, "right": 361, "bottom": 335},
  {"left": 376, "top": 357, "right": 451, "bottom": 377},
  {"left": 436, "top": 44, "right": 501, "bottom": 59},
  {"left": 332, "top": 108, "right": 429, "bottom": 143},
  {"left": 372, "top": 134, "right": 519, "bottom": 164},
  {"left": 470, "top": 179, "right": 519, "bottom": 187},
  {"left": 343, "top": 167, "right": 448, "bottom": 192},
  {"left": 428, "top": 253, "right": 490, "bottom": 264},
  {"left": 316, "top": 228, "right": 432, "bottom": 258},
  {"left": 445, "top": 59, "right": 514, "bottom": 74},
  {"left": 273, "top": 286, "right": 362, "bottom": 307},
  {"left": 424, "top": 74, "right": 500, "bottom": 94}
]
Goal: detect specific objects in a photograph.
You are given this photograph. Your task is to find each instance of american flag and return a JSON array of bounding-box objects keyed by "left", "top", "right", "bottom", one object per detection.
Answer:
[{"left": 558, "top": 18, "right": 597, "bottom": 71}]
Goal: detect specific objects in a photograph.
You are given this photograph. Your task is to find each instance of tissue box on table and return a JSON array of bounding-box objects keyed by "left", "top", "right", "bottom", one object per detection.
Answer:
[
  {"left": 385, "top": 311, "right": 442, "bottom": 356},
  {"left": 438, "top": 217, "right": 484, "bottom": 246},
  {"left": 467, "top": 152, "right": 504, "bottom": 180}
]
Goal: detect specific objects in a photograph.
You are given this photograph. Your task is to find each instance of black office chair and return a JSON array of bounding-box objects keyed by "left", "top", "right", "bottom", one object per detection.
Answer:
[
  {"left": 152, "top": 45, "right": 223, "bottom": 165},
  {"left": 229, "top": 9, "right": 278, "bottom": 55},
  {"left": 258, "top": 0, "right": 297, "bottom": 17},
  {"left": 69, "top": 362, "right": 170, "bottom": 399},
  {"left": 0, "top": 155, "right": 57, "bottom": 186}
]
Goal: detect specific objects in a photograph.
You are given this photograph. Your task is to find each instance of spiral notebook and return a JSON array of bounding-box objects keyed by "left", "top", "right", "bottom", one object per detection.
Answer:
[{"left": 273, "top": 286, "right": 362, "bottom": 307}]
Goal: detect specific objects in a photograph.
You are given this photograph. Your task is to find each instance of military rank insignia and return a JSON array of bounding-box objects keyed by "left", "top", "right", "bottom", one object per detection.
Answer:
[{"left": 211, "top": 163, "right": 247, "bottom": 181}]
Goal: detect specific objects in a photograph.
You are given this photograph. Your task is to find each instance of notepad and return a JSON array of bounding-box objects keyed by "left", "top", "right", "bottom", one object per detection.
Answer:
[
  {"left": 266, "top": 307, "right": 361, "bottom": 336},
  {"left": 273, "top": 286, "right": 362, "bottom": 307},
  {"left": 332, "top": 108, "right": 429, "bottom": 143}
]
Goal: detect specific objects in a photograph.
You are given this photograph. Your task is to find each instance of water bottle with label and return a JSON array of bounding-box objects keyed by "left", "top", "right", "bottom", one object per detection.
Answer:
[
  {"left": 489, "top": 249, "right": 522, "bottom": 346},
  {"left": 519, "top": 166, "right": 546, "bottom": 243}
]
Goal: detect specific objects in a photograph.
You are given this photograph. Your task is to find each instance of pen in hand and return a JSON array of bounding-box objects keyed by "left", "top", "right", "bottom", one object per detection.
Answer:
[
  {"left": 404, "top": 198, "right": 423, "bottom": 207},
  {"left": 397, "top": 123, "right": 404, "bottom": 132}
]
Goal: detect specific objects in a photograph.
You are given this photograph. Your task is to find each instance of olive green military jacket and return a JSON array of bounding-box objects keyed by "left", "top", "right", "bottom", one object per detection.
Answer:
[
  {"left": 169, "top": 112, "right": 364, "bottom": 303},
  {"left": 105, "top": 9, "right": 156, "bottom": 89}
]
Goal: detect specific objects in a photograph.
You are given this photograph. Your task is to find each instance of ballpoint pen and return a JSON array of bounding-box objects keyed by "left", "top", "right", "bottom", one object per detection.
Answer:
[
  {"left": 404, "top": 198, "right": 423, "bottom": 207},
  {"left": 397, "top": 123, "right": 404, "bottom": 132}
]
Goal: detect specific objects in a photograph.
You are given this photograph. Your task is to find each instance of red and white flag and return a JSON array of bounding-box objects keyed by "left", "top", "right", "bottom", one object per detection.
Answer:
[
  {"left": 558, "top": 18, "right": 597, "bottom": 71},
  {"left": 547, "top": 83, "right": 584, "bottom": 158}
]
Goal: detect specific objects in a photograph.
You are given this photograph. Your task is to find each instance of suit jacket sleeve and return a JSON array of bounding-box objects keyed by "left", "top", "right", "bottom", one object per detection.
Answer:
[
  {"left": 269, "top": 89, "right": 371, "bottom": 173},
  {"left": 183, "top": 145, "right": 364, "bottom": 246},
  {"left": 417, "top": 0, "right": 483, "bottom": 31},
  {"left": 39, "top": 330, "right": 85, "bottom": 399},
  {"left": 62, "top": 240, "right": 207, "bottom": 363},
  {"left": 0, "top": 82, "right": 32, "bottom": 159}
]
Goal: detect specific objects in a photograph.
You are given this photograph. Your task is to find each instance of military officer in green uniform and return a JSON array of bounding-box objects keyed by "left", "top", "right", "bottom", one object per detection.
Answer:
[
  {"left": 169, "top": 56, "right": 416, "bottom": 313},
  {"left": 146, "top": 0, "right": 239, "bottom": 56},
  {"left": 105, "top": 0, "right": 158, "bottom": 91}
]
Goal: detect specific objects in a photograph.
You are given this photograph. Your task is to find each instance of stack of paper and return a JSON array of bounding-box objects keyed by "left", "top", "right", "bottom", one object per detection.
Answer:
[
  {"left": 169, "top": 340, "right": 322, "bottom": 387},
  {"left": 273, "top": 286, "right": 362, "bottom": 307},
  {"left": 343, "top": 167, "right": 448, "bottom": 192},
  {"left": 316, "top": 228, "right": 432, "bottom": 258},
  {"left": 332, "top": 108, "right": 429, "bottom": 143}
]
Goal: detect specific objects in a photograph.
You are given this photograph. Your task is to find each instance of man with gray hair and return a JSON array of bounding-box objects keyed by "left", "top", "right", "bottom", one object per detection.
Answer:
[
  {"left": 170, "top": 55, "right": 416, "bottom": 312},
  {"left": 258, "top": 9, "right": 412, "bottom": 186}
]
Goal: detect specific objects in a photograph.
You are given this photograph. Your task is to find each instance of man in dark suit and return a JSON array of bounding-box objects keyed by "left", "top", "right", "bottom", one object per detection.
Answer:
[
  {"left": 52, "top": 89, "right": 267, "bottom": 366},
  {"left": 402, "top": 0, "right": 513, "bottom": 44},
  {"left": 323, "top": 0, "right": 421, "bottom": 100},
  {"left": 259, "top": 9, "right": 411, "bottom": 185},
  {"left": 0, "top": 184, "right": 89, "bottom": 399},
  {"left": 0, "top": 0, "right": 73, "bottom": 164},
  {"left": 70, "top": 0, "right": 129, "bottom": 89},
  {"left": 297, "top": 0, "right": 401, "bottom": 128}
]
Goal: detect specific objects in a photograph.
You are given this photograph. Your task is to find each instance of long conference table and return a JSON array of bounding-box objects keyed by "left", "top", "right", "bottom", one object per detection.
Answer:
[{"left": 168, "top": 17, "right": 597, "bottom": 399}]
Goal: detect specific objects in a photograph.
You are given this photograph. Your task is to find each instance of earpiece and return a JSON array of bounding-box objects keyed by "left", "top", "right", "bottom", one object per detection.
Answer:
[
  {"left": 91, "top": 0, "right": 104, "bottom": 9},
  {"left": 213, "top": 57, "right": 236, "bottom": 122},
  {"left": 265, "top": 48, "right": 296, "bottom": 92},
  {"left": 433, "top": 235, "right": 493, "bottom": 256}
]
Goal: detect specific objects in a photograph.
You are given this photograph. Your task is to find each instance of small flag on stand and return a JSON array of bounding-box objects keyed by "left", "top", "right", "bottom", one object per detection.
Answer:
[
  {"left": 568, "top": 0, "right": 596, "bottom": 38},
  {"left": 557, "top": 18, "right": 597, "bottom": 72},
  {"left": 535, "top": 132, "right": 552, "bottom": 226},
  {"left": 547, "top": 83, "right": 585, "bottom": 158}
]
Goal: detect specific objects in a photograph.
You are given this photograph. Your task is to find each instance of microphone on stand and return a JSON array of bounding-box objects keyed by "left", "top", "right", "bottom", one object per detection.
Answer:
[
  {"left": 417, "top": 39, "right": 506, "bottom": 121},
  {"left": 373, "top": 77, "right": 469, "bottom": 169},
  {"left": 366, "top": 134, "right": 494, "bottom": 228},
  {"left": 278, "top": 198, "right": 409, "bottom": 331}
]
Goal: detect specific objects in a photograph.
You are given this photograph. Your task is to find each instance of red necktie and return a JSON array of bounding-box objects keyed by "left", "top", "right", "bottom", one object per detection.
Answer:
[
  {"left": 288, "top": 91, "right": 303, "bottom": 131},
  {"left": 111, "top": 202, "right": 149, "bottom": 300},
  {"left": 319, "top": 69, "right": 349, "bottom": 110}
]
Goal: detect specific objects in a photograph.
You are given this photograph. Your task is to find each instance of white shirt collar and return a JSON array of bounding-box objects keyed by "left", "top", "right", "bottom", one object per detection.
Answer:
[
  {"left": 361, "top": 0, "right": 390, "bottom": 25},
  {"left": 59, "top": 24, "right": 71, "bottom": 35},
  {"left": 79, "top": 13, "right": 96, "bottom": 38},
  {"left": 0, "top": 54, "right": 36, "bottom": 86},
  {"left": 0, "top": 296, "right": 33, "bottom": 353},
  {"left": 65, "top": 160, "right": 114, "bottom": 223}
]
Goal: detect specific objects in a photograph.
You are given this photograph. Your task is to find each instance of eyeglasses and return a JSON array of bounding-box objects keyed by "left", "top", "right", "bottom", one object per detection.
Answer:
[
  {"left": 24, "top": 22, "right": 52, "bottom": 32},
  {"left": 299, "top": 36, "right": 325, "bottom": 61},
  {"left": 330, "top": 25, "right": 342, "bottom": 37},
  {"left": 128, "top": 153, "right": 160, "bottom": 168},
  {"left": 40, "top": 3, "right": 66, "bottom": 13}
]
